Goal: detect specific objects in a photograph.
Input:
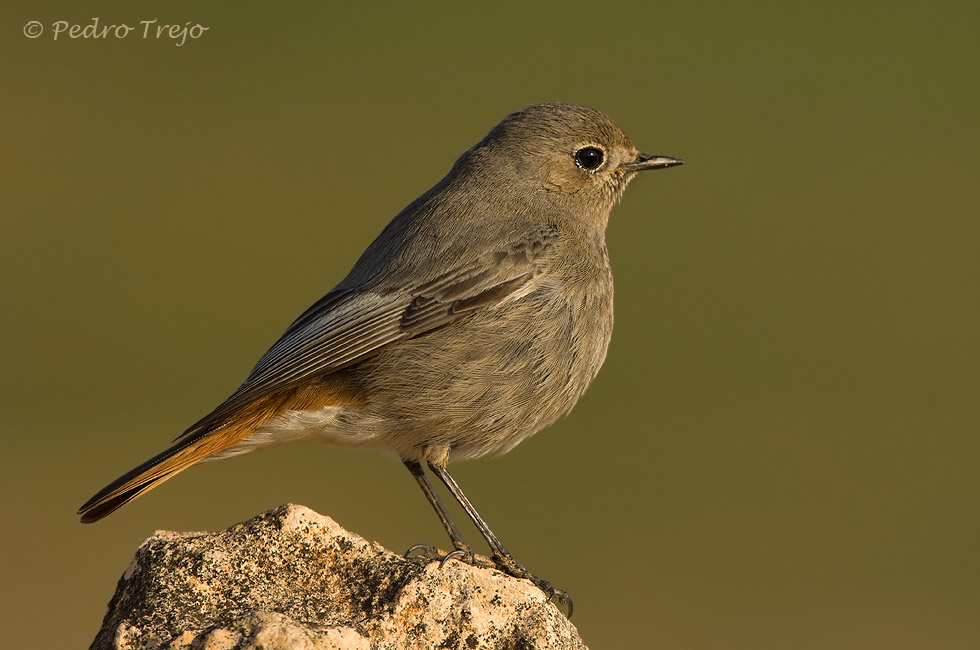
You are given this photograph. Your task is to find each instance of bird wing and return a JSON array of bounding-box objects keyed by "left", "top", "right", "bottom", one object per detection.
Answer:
[{"left": 177, "top": 224, "right": 559, "bottom": 440}]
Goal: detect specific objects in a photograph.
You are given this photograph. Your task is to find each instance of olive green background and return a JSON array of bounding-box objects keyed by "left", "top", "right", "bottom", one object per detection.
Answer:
[{"left": 2, "top": 1, "right": 978, "bottom": 648}]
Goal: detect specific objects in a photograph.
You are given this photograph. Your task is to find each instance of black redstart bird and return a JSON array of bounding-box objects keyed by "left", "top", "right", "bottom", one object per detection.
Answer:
[{"left": 79, "top": 103, "right": 682, "bottom": 613}]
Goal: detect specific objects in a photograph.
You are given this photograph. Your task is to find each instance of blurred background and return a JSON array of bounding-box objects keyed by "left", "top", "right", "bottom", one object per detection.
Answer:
[{"left": 2, "top": 1, "right": 978, "bottom": 648}]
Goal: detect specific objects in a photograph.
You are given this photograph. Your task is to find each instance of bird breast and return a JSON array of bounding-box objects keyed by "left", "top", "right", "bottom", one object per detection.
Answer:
[{"left": 348, "top": 238, "right": 615, "bottom": 461}]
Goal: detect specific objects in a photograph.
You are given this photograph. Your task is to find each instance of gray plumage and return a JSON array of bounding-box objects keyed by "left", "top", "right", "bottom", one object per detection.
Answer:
[{"left": 79, "top": 103, "right": 682, "bottom": 611}]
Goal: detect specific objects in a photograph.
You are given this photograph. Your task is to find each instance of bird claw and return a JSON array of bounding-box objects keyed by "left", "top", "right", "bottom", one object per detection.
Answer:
[
  {"left": 525, "top": 575, "right": 574, "bottom": 618},
  {"left": 403, "top": 543, "right": 441, "bottom": 560},
  {"left": 404, "top": 543, "right": 476, "bottom": 568},
  {"left": 490, "top": 552, "right": 574, "bottom": 618},
  {"left": 548, "top": 586, "right": 574, "bottom": 619},
  {"left": 407, "top": 546, "right": 573, "bottom": 617},
  {"left": 439, "top": 549, "right": 474, "bottom": 568}
]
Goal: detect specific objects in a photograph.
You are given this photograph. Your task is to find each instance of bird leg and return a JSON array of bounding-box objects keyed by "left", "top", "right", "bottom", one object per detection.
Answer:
[
  {"left": 426, "top": 461, "right": 574, "bottom": 617},
  {"left": 403, "top": 460, "right": 474, "bottom": 562}
]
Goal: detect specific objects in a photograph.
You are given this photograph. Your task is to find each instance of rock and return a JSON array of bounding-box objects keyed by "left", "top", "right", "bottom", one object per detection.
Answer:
[{"left": 90, "top": 504, "right": 587, "bottom": 650}]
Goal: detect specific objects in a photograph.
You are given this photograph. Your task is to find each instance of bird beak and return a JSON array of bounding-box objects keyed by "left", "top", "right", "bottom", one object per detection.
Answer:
[{"left": 618, "top": 153, "right": 685, "bottom": 172}]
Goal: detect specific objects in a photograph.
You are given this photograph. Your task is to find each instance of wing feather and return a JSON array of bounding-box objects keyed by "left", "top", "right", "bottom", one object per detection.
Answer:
[{"left": 178, "top": 224, "right": 559, "bottom": 440}]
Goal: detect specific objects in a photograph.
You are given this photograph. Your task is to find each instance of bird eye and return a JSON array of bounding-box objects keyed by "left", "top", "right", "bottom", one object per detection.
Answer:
[{"left": 574, "top": 146, "right": 604, "bottom": 171}]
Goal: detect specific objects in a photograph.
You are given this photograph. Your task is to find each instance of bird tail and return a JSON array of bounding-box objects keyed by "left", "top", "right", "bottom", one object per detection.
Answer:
[
  {"left": 77, "top": 424, "right": 248, "bottom": 523},
  {"left": 78, "top": 377, "right": 354, "bottom": 523}
]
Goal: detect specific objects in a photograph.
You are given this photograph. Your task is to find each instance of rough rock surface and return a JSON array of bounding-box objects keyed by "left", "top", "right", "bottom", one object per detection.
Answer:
[{"left": 90, "top": 504, "right": 586, "bottom": 650}]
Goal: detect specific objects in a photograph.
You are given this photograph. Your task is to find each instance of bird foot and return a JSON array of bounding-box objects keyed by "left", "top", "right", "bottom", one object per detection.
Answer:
[
  {"left": 491, "top": 551, "right": 574, "bottom": 618},
  {"left": 403, "top": 543, "right": 442, "bottom": 560},
  {"left": 404, "top": 544, "right": 494, "bottom": 569},
  {"left": 404, "top": 545, "right": 572, "bottom": 617}
]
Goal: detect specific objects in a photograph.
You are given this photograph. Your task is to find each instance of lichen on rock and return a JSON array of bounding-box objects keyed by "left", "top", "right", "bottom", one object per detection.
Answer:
[{"left": 89, "top": 504, "right": 586, "bottom": 650}]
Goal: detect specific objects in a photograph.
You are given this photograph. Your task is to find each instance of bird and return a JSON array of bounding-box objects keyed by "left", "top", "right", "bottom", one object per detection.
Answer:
[{"left": 78, "top": 103, "right": 683, "bottom": 614}]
